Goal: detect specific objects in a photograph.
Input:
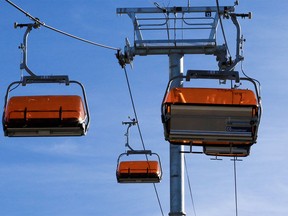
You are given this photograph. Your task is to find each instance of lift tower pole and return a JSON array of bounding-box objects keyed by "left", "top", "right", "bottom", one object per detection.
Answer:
[
  {"left": 116, "top": 5, "right": 244, "bottom": 215},
  {"left": 169, "top": 54, "right": 185, "bottom": 216}
]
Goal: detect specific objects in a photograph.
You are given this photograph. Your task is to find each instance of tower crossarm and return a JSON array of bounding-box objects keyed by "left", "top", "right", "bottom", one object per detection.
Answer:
[{"left": 117, "top": 6, "right": 235, "bottom": 56}]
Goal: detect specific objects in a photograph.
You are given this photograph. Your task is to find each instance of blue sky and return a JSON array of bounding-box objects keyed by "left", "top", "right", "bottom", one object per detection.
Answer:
[{"left": 0, "top": 0, "right": 287, "bottom": 216}]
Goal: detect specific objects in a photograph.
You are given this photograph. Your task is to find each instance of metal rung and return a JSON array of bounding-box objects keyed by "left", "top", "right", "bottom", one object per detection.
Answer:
[
  {"left": 117, "top": 6, "right": 235, "bottom": 15},
  {"left": 5, "top": 127, "right": 86, "bottom": 137},
  {"left": 22, "top": 75, "right": 70, "bottom": 86},
  {"left": 186, "top": 70, "right": 240, "bottom": 82},
  {"left": 127, "top": 150, "right": 152, "bottom": 155},
  {"left": 135, "top": 39, "right": 216, "bottom": 47}
]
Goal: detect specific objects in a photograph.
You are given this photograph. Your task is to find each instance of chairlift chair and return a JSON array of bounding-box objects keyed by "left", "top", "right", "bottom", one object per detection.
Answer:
[
  {"left": 3, "top": 76, "right": 90, "bottom": 137},
  {"left": 116, "top": 150, "right": 162, "bottom": 183},
  {"left": 3, "top": 23, "right": 90, "bottom": 137},
  {"left": 161, "top": 70, "right": 261, "bottom": 148}
]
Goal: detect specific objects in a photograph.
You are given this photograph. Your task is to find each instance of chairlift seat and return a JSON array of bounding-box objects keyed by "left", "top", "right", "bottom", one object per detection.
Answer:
[
  {"left": 162, "top": 87, "right": 259, "bottom": 146},
  {"left": 117, "top": 160, "right": 161, "bottom": 183},
  {"left": 3, "top": 95, "right": 87, "bottom": 137}
]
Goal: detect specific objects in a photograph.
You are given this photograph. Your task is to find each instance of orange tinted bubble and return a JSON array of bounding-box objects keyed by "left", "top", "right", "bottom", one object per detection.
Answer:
[
  {"left": 5, "top": 95, "right": 86, "bottom": 122},
  {"left": 165, "top": 88, "right": 257, "bottom": 105},
  {"left": 118, "top": 161, "right": 160, "bottom": 175}
]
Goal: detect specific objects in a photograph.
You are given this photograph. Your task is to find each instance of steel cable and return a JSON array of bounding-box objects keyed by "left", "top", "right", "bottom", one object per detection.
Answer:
[
  {"left": 216, "top": 0, "right": 232, "bottom": 57},
  {"left": 123, "top": 66, "right": 165, "bottom": 216},
  {"left": 184, "top": 155, "right": 197, "bottom": 216},
  {"left": 5, "top": 0, "right": 120, "bottom": 51}
]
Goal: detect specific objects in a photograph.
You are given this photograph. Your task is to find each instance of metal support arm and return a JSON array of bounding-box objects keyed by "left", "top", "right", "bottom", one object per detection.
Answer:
[
  {"left": 224, "top": 12, "right": 251, "bottom": 71},
  {"left": 15, "top": 22, "right": 40, "bottom": 76}
]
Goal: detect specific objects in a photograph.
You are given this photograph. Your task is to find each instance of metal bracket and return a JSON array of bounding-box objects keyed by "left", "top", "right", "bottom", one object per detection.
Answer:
[
  {"left": 210, "top": 156, "right": 223, "bottom": 161},
  {"left": 122, "top": 117, "right": 138, "bottom": 151},
  {"left": 231, "top": 157, "right": 243, "bottom": 162},
  {"left": 224, "top": 12, "right": 252, "bottom": 71},
  {"left": 15, "top": 22, "right": 41, "bottom": 77},
  {"left": 180, "top": 145, "right": 203, "bottom": 154},
  {"left": 116, "top": 38, "right": 134, "bottom": 68}
]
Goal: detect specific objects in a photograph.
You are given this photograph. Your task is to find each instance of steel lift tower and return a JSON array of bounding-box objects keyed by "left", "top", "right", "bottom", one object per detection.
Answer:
[{"left": 116, "top": 4, "right": 251, "bottom": 215}]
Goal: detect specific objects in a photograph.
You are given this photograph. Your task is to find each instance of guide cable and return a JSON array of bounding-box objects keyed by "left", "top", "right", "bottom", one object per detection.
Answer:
[
  {"left": 122, "top": 66, "right": 165, "bottom": 216},
  {"left": 184, "top": 155, "right": 197, "bottom": 216}
]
